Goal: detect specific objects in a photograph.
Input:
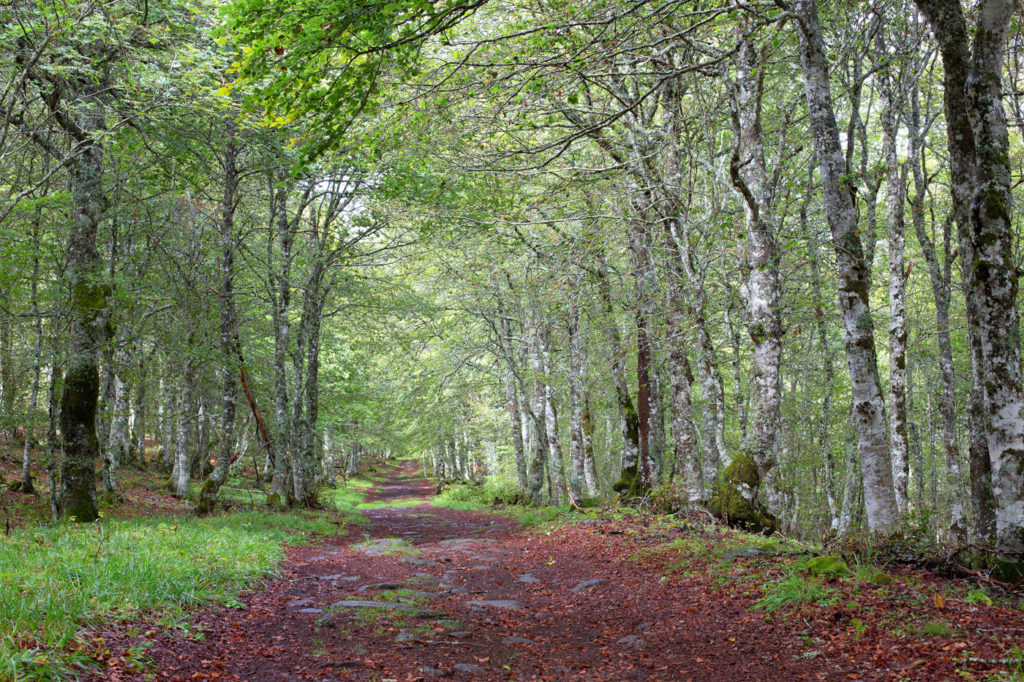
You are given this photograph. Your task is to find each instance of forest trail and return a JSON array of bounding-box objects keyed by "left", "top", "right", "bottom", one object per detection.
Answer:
[{"left": 96, "top": 464, "right": 990, "bottom": 681}]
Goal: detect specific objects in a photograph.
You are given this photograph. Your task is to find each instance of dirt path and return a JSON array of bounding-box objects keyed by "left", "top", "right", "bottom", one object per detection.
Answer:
[{"left": 97, "top": 463, "right": 991, "bottom": 681}]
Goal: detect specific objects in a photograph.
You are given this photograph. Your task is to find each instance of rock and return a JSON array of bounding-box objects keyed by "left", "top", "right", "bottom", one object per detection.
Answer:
[
  {"left": 518, "top": 574, "right": 540, "bottom": 583},
  {"left": 329, "top": 600, "right": 409, "bottom": 610},
  {"left": 440, "top": 585, "right": 469, "bottom": 594},
  {"left": 432, "top": 619, "right": 461, "bottom": 630},
  {"left": 357, "top": 582, "right": 405, "bottom": 592},
  {"left": 419, "top": 665, "right": 447, "bottom": 677},
  {"left": 803, "top": 555, "right": 850, "bottom": 578},
  {"left": 467, "top": 599, "right": 524, "bottom": 610},
  {"left": 722, "top": 547, "right": 767, "bottom": 561},
  {"left": 314, "top": 574, "right": 347, "bottom": 581},
  {"left": 617, "top": 635, "right": 644, "bottom": 648},
  {"left": 395, "top": 631, "right": 419, "bottom": 643},
  {"left": 449, "top": 631, "right": 473, "bottom": 640},
  {"left": 453, "top": 663, "right": 484, "bottom": 674},
  {"left": 571, "top": 578, "right": 608, "bottom": 592},
  {"left": 502, "top": 636, "right": 532, "bottom": 645},
  {"left": 287, "top": 598, "right": 316, "bottom": 608},
  {"left": 298, "top": 607, "right": 323, "bottom": 614}
]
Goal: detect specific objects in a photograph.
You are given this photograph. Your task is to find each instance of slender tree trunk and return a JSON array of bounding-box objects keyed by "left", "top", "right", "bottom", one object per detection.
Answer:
[
  {"left": 582, "top": 391, "right": 599, "bottom": 496},
  {"left": 596, "top": 264, "right": 641, "bottom": 485},
  {"left": 172, "top": 346, "right": 195, "bottom": 499},
  {"left": 878, "top": 49, "right": 910, "bottom": 515},
  {"left": 567, "top": 291, "right": 586, "bottom": 501},
  {"left": 199, "top": 123, "right": 240, "bottom": 515},
  {"left": 21, "top": 218, "right": 43, "bottom": 494},
  {"left": 541, "top": 328, "right": 565, "bottom": 503},
  {"left": 908, "top": 82, "right": 966, "bottom": 541},
  {"left": 731, "top": 28, "right": 785, "bottom": 495},
  {"left": 526, "top": 318, "right": 550, "bottom": 504},
  {"left": 102, "top": 343, "right": 130, "bottom": 501},
  {"left": 795, "top": 0, "right": 898, "bottom": 533},
  {"left": 499, "top": 307, "right": 529, "bottom": 493},
  {"left": 269, "top": 176, "right": 293, "bottom": 503}
]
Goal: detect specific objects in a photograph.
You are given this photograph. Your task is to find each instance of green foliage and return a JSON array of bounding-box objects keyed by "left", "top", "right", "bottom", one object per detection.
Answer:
[
  {"left": 431, "top": 478, "right": 521, "bottom": 510},
  {"left": 754, "top": 573, "right": 837, "bottom": 613},
  {"left": 0, "top": 512, "right": 347, "bottom": 679}
]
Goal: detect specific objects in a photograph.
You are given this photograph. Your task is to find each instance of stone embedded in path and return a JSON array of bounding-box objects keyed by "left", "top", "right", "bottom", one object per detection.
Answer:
[
  {"left": 722, "top": 547, "right": 767, "bottom": 561},
  {"left": 571, "top": 578, "right": 609, "bottom": 592},
  {"left": 298, "top": 607, "right": 323, "bottom": 614},
  {"left": 395, "top": 631, "right": 419, "bottom": 643},
  {"left": 467, "top": 599, "right": 524, "bottom": 610},
  {"left": 518, "top": 573, "right": 540, "bottom": 583},
  {"left": 419, "top": 665, "right": 447, "bottom": 677},
  {"left": 357, "top": 582, "right": 405, "bottom": 592},
  {"left": 454, "top": 663, "right": 484, "bottom": 674},
  {"left": 502, "top": 636, "right": 532, "bottom": 645},
  {"left": 287, "top": 597, "right": 316, "bottom": 608},
  {"left": 329, "top": 600, "right": 411, "bottom": 610},
  {"left": 617, "top": 634, "right": 644, "bottom": 648}
]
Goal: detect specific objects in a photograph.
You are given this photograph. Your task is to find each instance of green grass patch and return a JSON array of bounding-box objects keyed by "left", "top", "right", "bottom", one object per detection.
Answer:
[
  {"left": 431, "top": 478, "right": 520, "bottom": 510},
  {"left": 754, "top": 573, "right": 838, "bottom": 613},
  {"left": 0, "top": 510, "right": 349, "bottom": 680},
  {"left": 357, "top": 497, "right": 424, "bottom": 510}
]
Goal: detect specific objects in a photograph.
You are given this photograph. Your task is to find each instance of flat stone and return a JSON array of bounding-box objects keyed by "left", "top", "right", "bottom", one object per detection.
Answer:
[
  {"left": 314, "top": 573, "right": 346, "bottom": 581},
  {"left": 357, "top": 582, "right": 405, "bottom": 592},
  {"left": 467, "top": 599, "right": 524, "bottom": 610},
  {"left": 406, "top": 609, "right": 448, "bottom": 619},
  {"left": 617, "top": 634, "right": 644, "bottom": 648},
  {"left": 329, "top": 600, "right": 410, "bottom": 610},
  {"left": 298, "top": 608, "right": 324, "bottom": 614},
  {"left": 502, "top": 636, "right": 532, "bottom": 645},
  {"left": 288, "top": 598, "right": 316, "bottom": 608},
  {"left": 518, "top": 574, "right": 540, "bottom": 583},
  {"left": 432, "top": 619, "right": 461, "bottom": 629},
  {"left": 440, "top": 585, "right": 469, "bottom": 594},
  {"left": 449, "top": 631, "right": 473, "bottom": 640},
  {"left": 571, "top": 578, "right": 609, "bottom": 592},
  {"left": 722, "top": 547, "right": 767, "bottom": 561},
  {"left": 454, "top": 663, "right": 484, "bottom": 674},
  {"left": 402, "top": 558, "right": 439, "bottom": 566},
  {"left": 419, "top": 665, "right": 447, "bottom": 677},
  {"left": 395, "top": 631, "right": 419, "bottom": 643}
]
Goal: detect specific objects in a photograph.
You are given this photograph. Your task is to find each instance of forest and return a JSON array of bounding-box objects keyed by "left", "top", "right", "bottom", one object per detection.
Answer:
[{"left": 2, "top": 0, "right": 1024, "bottom": 676}]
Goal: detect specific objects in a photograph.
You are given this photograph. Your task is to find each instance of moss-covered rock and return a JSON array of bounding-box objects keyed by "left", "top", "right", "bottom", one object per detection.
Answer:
[
  {"left": 706, "top": 455, "right": 777, "bottom": 534},
  {"left": 803, "top": 555, "right": 850, "bottom": 578},
  {"left": 612, "top": 465, "right": 648, "bottom": 497},
  {"left": 992, "top": 560, "right": 1024, "bottom": 583},
  {"left": 869, "top": 571, "right": 894, "bottom": 586},
  {"left": 265, "top": 492, "right": 285, "bottom": 509}
]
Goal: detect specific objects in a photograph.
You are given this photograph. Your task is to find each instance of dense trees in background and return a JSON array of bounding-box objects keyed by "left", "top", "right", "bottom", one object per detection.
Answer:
[{"left": 2, "top": 0, "right": 1024, "bottom": 572}]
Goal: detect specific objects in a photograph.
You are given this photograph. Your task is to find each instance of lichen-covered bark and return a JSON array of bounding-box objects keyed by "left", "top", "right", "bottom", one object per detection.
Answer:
[
  {"left": 596, "top": 263, "right": 641, "bottom": 477},
  {"left": 541, "top": 329, "right": 565, "bottom": 503},
  {"left": 567, "top": 292, "right": 586, "bottom": 501},
  {"left": 916, "top": 0, "right": 1020, "bottom": 556},
  {"left": 58, "top": 118, "right": 107, "bottom": 523},
  {"left": 730, "top": 28, "right": 784, "bottom": 492},
  {"left": 877, "top": 45, "right": 910, "bottom": 514},
  {"left": 198, "top": 123, "right": 240, "bottom": 515},
  {"left": 795, "top": 0, "right": 898, "bottom": 534},
  {"left": 908, "top": 82, "right": 967, "bottom": 542}
]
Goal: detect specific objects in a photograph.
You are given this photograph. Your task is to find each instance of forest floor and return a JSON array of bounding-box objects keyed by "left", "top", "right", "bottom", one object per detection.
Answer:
[{"left": 84, "top": 461, "right": 1024, "bottom": 681}]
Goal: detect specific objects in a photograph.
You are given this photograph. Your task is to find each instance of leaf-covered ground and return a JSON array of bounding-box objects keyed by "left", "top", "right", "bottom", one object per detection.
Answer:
[{"left": 91, "top": 463, "right": 1024, "bottom": 681}]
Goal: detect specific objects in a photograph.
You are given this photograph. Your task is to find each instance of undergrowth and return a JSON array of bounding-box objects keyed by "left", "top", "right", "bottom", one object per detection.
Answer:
[{"left": 0, "top": 511, "right": 349, "bottom": 681}]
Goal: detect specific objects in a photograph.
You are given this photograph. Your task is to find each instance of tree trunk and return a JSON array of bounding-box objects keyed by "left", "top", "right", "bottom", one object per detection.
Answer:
[
  {"left": 877, "top": 45, "right": 910, "bottom": 515},
  {"left": 795, "top": 0, "right": 898, "bottom": 533},
  {"left": 916, "top": 0, "right": 1019, "bottom": 558},
  {"left": 198, "top": 122, "right": 240, "bottom": 515},
  {"left": 567, "top": 291, "right": 586, "bottom": 502},
  {"left": 58, "top": 104, "right": 108, "bottom": 523},
  {"left": 730, "top": 28, "right": 785, "bottom": 495}
]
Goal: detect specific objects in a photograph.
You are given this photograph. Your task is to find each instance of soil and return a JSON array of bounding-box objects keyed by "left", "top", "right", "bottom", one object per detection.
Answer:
[{"left": 93, "top": 461, "right": 1024, "bottom": 681}]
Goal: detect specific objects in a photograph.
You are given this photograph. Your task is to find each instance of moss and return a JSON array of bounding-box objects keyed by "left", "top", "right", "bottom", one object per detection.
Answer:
[
  {"left": 803, "top": 555, "right": 850, "bottom": 578},
  {"left": 706, "top": 455, "right": 777, "bottom": 534},
  {"left": 612, "top": 465, "right": 648, "bottom": 497},
  {"left": 992, "top": 560, "right": 1024, "bottom": 583},
  {"left": 265, "top": 492, "right": 285, "bottom": 509},
  {"left": 869, "top": 571, "right": 894, "bottom": 586}
]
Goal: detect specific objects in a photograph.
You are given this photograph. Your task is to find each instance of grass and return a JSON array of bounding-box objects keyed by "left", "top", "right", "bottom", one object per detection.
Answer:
[
  {"left": 754, "top": 573, "right": 838, "bottom": 613},
  {"left": 0, "top": 510, "right": 350, "bottom": 681}
]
